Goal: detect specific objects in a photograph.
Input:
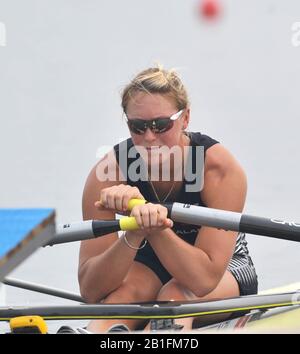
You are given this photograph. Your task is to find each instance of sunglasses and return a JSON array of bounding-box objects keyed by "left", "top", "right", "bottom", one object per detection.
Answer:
[{"left": 125, "top": 109, "right": 184, "bottom": 135}]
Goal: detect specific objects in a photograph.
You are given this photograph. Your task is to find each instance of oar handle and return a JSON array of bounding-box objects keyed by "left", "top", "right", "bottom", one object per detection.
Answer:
[
  {"left": 50, "top": 200, "right": 148, "bottom": 245},
  {"left": 120, "top": 199, "right": 151, "bottom": 230},
  {"left": 127, "top": 198, "right": 147, "bottom": 210},
  {"left": 121, "top": 199, "right": 170, "bottom": 230},
  {"left": 119, "top": 216, "right": 139, "bottom": 231}
]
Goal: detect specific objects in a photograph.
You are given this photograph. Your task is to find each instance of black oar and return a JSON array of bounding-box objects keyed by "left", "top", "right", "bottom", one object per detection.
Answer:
[
  {"left": 48, "top": 199, "right": 300, "bottom": 245},
  {"left": 168, "top": 202, "right": 300, "bottom": 242},
  {"left": 3, "top": 277, "right": 84, "bottom": 303}
]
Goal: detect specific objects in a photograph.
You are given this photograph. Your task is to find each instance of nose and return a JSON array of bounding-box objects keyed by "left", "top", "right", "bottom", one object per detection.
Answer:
[{"left": 143, "top": 128, "right": 157, "bottom": 143}]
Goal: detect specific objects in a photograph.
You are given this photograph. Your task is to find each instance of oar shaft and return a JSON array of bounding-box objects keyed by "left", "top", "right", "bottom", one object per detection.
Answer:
[
  {"left": 169, "top": 203, "right": 241, "bottom": 231},
  {"left": 240, "top": 215, "right": 300, "bottom": 242},
  {"left": 51, "top": 220, "right": 94, "bottom": 245},
  {"left": 48, "top": 216, "right": 140, "bottom": 246},
  {"left": 3, "top": 277, "right": 84, "bottom": 303},
  {"left": 170, "top": 203, "right": 300, "bottom": 242}
]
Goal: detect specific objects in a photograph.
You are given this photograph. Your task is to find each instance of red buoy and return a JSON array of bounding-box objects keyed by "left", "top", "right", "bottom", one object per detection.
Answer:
[{"left": 199, "top": 0, "right": 221, "bottom": 20}]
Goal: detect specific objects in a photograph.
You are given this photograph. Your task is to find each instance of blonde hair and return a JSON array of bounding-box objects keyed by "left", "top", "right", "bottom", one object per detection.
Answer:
[{"left": 121, "top": 64, "right": 190, "bottom": 113}]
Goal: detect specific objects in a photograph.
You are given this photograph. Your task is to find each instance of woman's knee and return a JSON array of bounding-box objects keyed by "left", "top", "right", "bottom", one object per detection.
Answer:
[
  {"left": 156, "top": 279, "right": 197, "bottom": 302},
  {"left": 103, "top": 275, "right": 163, "bottom": 304},
  {"left": 102, "top": 281, "right": 143, "bottom": 304}
]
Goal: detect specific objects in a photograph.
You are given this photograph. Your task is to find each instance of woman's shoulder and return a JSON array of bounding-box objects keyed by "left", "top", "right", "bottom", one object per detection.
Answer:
[
  {"left": 188, "top": 131, "right": 220, "bottom": 152},
  {"left": 204, "top": 142, "right": 245, "bottom": 179}
]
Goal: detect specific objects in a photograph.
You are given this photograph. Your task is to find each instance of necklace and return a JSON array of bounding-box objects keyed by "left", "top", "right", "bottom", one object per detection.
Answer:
[
  {"left": 148, "top": 178, "right": 177, "bottom": 203},
  {"left": 147, "top": 133, "right": 190, "bottom": 203}
]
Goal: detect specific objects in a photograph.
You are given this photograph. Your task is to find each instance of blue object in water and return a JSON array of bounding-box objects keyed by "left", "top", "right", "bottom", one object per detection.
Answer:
[{"left": 0, "top": 208, "right": 55, "bottom": 281}]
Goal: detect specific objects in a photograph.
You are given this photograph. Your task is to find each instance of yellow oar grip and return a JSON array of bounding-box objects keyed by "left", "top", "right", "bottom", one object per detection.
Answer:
[
  {"left": 119, "top": 216, "right": 140, "bottom": 231},
  {"left": 119, "top": 199, "right": 146, "bottom": 231},
  {"left": 127, "top": 199, "right": 147, "bottom": 211}
]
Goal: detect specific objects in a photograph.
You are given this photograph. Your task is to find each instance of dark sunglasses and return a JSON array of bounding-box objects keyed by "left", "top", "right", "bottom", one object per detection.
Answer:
[{"left": 125, "top": 110, "right": 184, "bottom": 135}]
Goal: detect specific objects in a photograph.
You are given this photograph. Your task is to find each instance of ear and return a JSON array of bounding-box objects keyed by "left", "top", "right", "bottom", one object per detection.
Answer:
[{"left": 182, "top": 108, "right": 190, "bottom": 130}]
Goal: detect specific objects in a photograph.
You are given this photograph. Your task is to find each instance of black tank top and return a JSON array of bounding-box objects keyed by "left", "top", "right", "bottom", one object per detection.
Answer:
[{"left": 113, "top": 132, "right": 219, "bottom": 245}]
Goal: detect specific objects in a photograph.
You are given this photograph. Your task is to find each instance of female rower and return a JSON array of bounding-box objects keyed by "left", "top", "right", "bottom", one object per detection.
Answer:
[{"left": 78, "top": 65, "right": 258, "bottom": 332}]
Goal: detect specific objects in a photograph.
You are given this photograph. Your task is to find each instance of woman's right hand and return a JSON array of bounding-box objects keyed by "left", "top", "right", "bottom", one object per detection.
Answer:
[{"left": 94, "top": 184, "right": 145, "bottom": 213}]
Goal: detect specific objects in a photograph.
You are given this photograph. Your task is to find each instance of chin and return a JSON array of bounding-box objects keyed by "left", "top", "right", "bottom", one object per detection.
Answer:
[{"left": 147, "top": 152, "right": 173, "bottom": 177}]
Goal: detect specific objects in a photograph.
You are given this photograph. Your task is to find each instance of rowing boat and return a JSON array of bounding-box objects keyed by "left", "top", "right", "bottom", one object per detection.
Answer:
[
  {"left": 1, "top": 200, "right": 300, "bottom": 333},
  {"left": 198, "top": 282, "right": 300, "bottom": 333},
  {"left": 1, "top": 281, "right": 299, "bottom": 333}
]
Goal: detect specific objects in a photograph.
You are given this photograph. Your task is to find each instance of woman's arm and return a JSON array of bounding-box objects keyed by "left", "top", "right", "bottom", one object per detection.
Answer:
[
  {"left": 78, "top": 152, "right": 145, "bottom": 303},
  {"left": 145, "top": 143, "right": 247, "bottom": 296}
]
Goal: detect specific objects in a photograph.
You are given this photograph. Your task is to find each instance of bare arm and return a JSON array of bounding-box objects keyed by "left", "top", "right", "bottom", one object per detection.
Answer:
[
  {"left": 145, "top": 144, "right": 247, "bottom": 296},
  {"left": 78, "top": 151, "right": 145, "bottom": 303}
]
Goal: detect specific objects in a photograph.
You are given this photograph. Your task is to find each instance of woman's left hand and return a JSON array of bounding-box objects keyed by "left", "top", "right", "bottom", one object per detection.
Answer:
[{"left": 130, "top": 203, "right": 173, "bottom": 233}]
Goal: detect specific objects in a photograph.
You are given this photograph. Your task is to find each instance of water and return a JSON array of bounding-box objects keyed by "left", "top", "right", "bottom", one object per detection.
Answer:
[{"left": 1, "top": 0, "right": 300, "bottom": 332}]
